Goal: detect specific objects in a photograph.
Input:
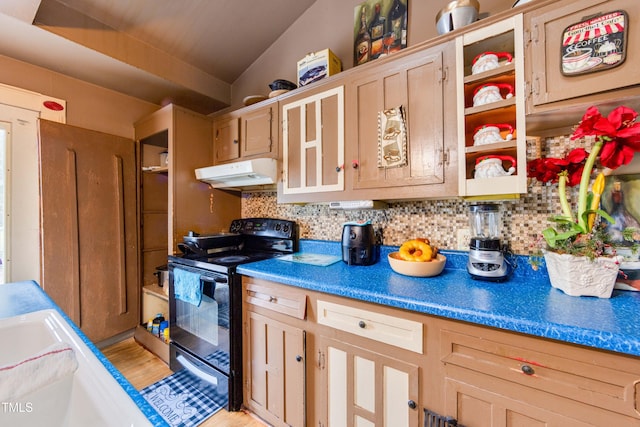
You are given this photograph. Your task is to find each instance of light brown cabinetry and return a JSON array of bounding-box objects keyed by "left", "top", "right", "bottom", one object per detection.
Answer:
[
  {"left": 39, "top": 120, "right": 139, "bottom": 343},
  {"left": 213, "top": 115, "right": 239, "bottom": 163},
  {"left": 240, "top": 275, "right": 640, "bottom": 426},
  {"left": 213, "top": 100, "right": 278, "bottom": 164},
  {"left": 316, "top": 300, "right": 422, "bottom": 427},
  {"left": 134, "top": 104, "right": 240, "bottom": 362},
  {"left": 525, "top": 0, "right": 640, "bottom": 129},
  {"left": 243, "top": 279, "right": 307, "bottom": 427},
  {"left": 347, "top": 41, "right": 457, "bottom": 200},
  {"left": 456, "top": 14, "right": 528, "bottom": 197},
  {"left": 317, "top": 336, "right": 420, "bottom": 427},
  {"left": 439, "top": 321, "right": 640, "bottom": 425},
  {"left": 278, "top": 84, "right": 345, "bottom": 203}
]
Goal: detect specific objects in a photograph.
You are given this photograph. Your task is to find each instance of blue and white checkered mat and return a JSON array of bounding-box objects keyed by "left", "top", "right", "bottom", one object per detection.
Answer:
[{"left": 140, "top": 368, "right": 227, "bottom": 427}]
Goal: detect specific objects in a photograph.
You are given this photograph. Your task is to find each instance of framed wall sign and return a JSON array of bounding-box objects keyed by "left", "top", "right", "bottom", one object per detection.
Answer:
[{"left": 561, "top": 10, "right": 628, "bottom": 76}]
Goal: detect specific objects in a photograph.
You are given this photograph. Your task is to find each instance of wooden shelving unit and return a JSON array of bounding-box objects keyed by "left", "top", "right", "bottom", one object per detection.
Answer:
[{"left": 456, "top": 14, "right": 528, "bottom": 198}]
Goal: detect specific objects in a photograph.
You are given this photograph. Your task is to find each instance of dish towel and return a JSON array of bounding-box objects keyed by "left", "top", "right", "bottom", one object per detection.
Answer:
[
  {"left": 173, "top": 267, "right": 203, "bottom": 307},
  {"left": 0, "top": 341, "right": 78, "bottom": 401},
  {"left": 377, "top": 105, "right": 408, "bottom": 169}
]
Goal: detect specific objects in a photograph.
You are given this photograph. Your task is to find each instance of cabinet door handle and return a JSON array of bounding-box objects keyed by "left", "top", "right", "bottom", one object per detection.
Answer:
[
  {"left": 233, "top": 139, "right": 238, "bottom": 144},
  {"left": 296, "top": 355, "right": 303, "bottom": 362},
  {"left": 521, "top": 364, "right": 535, "bottom": 375},
  {"left": 407, "top": 400, "right": 417, "bottom": 410},
  {"left": 358, "top": 320, "right": 366, "bottom": 329}
]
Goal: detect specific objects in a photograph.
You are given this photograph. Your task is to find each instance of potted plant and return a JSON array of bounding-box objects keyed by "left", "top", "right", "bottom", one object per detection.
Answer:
[{"left": 527, "top": 105, "right": 640, "bottom": 298}]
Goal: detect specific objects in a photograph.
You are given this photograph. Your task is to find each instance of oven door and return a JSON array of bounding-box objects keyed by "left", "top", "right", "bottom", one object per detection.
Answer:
[{"left": 168, "top": 263, "right": 231, "bottom": 375}]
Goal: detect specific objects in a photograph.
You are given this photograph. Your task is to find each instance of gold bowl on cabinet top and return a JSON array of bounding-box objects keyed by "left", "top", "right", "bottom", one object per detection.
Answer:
[{"left": 388, "top": 252, "right": 446, "bottom": 277}]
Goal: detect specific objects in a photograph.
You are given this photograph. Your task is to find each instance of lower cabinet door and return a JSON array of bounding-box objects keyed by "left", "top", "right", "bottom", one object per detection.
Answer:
[
  {"left": 443, "top": 369, "right": 639, "bottom": 426},
  {"left": 318, "top": 336, "right": 420, "bottom": 427},
  {"left": 245, "top": 311, "right": 306, "bottom": 427}
]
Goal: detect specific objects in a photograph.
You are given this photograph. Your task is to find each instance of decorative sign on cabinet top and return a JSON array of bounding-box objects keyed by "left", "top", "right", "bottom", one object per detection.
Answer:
[{"left": 561, "top": 10, "right": 628, "bottom": 76}]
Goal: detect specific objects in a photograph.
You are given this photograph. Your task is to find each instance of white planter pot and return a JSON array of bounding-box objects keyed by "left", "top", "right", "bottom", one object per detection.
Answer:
[{"left": 543, "top": 250, "right": 620, "bottom": 298}]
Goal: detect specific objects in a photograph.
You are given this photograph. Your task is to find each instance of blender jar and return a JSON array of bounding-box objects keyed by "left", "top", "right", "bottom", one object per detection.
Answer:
[{"left": 469, "top": 203, "right": 501, "bottom": 240}]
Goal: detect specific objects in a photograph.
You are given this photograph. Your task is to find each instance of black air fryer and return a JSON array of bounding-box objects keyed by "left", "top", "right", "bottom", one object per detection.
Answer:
[{"left": 342, "top": 221, "right": 377, "bottom": 265}]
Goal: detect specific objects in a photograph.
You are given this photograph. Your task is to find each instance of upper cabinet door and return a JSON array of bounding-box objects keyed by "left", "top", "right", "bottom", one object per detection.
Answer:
[
  {"left": 348, "top": 44, "right": 449, "bottom": 192},
  {"left": 242, "top": 104, "right": 277, "bottom": 159},
  {"left": 526, "top": 0, "right": 640, "bottom": 110},
  {"left": 281, "top": 86, "right": 345, "bottom": 196},
  {"left": 213, "top": 115, "right": 240, "bottom": 163}
]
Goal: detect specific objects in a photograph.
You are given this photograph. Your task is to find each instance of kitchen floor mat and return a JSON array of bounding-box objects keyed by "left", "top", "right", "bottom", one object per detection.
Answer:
[{"left": 140, "top": 368, "right": 226, "bottom": 427}]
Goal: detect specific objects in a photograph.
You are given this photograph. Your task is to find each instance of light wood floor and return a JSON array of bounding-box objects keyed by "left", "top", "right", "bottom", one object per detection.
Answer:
[{"left": 102, "top": 338, "right": 269, "bottom": 427}]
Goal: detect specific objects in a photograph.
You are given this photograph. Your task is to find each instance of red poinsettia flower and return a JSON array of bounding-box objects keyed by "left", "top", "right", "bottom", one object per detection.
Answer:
[
  {"left": 571, "top": 105, "right": 640, "bottom": 169},
  {"left": 526, "top": 147, "right": 586, "bottom": 186}
]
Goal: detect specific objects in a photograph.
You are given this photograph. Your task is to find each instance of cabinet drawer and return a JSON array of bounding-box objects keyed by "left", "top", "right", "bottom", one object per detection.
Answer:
[
  {"left": 245, "top": 283, "right": 307, "bottom": 320},
  {"left": 317, "top": 300, "right": 423, "bottom": 353},
  {"left": 440, "top": 329, "right": 640, "bottom": 419}
]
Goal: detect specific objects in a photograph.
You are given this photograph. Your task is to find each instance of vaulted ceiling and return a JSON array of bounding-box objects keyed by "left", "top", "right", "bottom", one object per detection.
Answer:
[{"left": 0, "top": 0, "right": 317, "bottom": 114}]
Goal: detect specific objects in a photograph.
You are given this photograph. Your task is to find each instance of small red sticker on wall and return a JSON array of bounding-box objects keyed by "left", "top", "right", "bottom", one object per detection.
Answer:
[{"left": 43, "top": 100, "right": 64, "bottom": 111}]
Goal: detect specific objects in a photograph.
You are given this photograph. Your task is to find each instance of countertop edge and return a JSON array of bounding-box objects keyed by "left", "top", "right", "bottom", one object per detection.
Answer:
[{"left": 237, "top": 241, "right": 640, "bottom": 358}]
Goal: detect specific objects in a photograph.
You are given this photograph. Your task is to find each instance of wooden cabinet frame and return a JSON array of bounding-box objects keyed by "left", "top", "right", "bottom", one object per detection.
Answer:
[
  {"left": 456, "top": 14, "right": 528, "bottom": 198},
  {"left": 281, "top": 86, "right": 345, "bottom": 196}
]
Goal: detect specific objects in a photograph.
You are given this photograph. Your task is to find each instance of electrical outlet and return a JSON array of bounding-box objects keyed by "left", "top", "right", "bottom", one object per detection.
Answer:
[{"left": 456, "top": 228, "right": 471, "bottom": 251}]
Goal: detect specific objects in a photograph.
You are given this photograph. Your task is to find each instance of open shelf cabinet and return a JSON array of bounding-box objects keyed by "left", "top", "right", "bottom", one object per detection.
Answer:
[{"left": 456, "top": 14, "right": 528, "bottom": 198}]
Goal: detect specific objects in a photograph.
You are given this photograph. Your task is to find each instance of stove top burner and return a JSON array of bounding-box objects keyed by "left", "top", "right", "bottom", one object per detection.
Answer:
[
  {"left": 211, "top": 255, "right": 251, "bottom": 264},
  {"left": 172, "top": 218, "right": 298, "bottom": 272}
]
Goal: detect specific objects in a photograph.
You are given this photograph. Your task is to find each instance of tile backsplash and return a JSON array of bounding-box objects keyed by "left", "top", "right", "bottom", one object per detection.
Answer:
[{"left": 241, "top": 135, "right": 618, "bottom": 255}]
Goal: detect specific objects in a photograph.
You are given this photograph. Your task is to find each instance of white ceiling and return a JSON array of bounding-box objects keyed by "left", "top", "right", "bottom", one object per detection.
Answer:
[{"left": 0, "top": 0, "right": 317, "bottom": 114}]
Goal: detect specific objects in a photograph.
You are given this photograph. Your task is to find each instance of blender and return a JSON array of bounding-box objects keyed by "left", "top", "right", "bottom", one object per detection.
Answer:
[{"left": 467, "top": 203, "right": 511, "bottom": 281}]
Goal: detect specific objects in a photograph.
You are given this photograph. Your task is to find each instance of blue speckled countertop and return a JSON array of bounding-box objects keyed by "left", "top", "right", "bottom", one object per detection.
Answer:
[
  {"left": 0, "top": 281, "right": 169, "bottom": 427},
  {"left": 238, "top": 240, "right": 640, "bottom": 358}
]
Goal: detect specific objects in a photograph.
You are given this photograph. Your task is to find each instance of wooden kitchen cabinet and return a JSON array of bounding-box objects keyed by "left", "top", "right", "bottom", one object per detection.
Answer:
[
  {"left": 315, "top": 299, "right": 422, "bottom": 427},
  {"left": 134, "top": 104, "right": 241, "bottom": 362},
  {"left": 213, "top": 99, "right": 278, "bottom": 164},
  {"left": 317, "top": 336, "right": 420, "bottom": 427},
  {"left": 439, "top": 320, "right": 640, "bottom": 425},
  {"left": 213, "top": 114, "right": 240, "bottom": 163},
  {"left": 346, "top": 41, "right": 457, "bottom": 200},
  {"left": 525, "top": 0, "right": 640, "bottom": 130},
  {"left": 239, "top": 274, "right": 640, "bottom": 426},
  {"left": 279, "top": 84, "right": 345, "bottom": 203},
  {"left": 243, "top": 279, "right": 308, "bottom": 427},
  {"left": 242, "top": 102, "right": 278, "bottom": 158},
  {"left": 456, "top": 14, "right": 528, "bottom": 198}
]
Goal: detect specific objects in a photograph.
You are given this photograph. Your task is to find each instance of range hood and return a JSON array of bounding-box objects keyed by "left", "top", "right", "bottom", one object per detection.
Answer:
[{"left": 195, "top": 158, "right": 277, "bottom": 189}]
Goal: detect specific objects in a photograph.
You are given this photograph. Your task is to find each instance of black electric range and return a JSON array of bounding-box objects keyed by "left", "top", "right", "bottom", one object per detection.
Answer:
[{"left": 167, "top": 218, "right": 298, "bottom": 411}]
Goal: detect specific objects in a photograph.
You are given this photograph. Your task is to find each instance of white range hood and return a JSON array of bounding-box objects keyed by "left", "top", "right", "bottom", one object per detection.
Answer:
[{"left": 195, "top": 158, "right": 277, "bottom": 190}]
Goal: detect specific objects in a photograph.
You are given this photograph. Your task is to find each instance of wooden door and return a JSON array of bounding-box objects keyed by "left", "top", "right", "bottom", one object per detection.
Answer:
[
  {"left": 246, "top": 311, "right": 306, "bottom": 427},
  {"left": 39, "top": 119, "right": 139, "bottom": 342},
  {"left": 318, "top": 336, "right": 420, "bottom": 427},
  {"left": 281, "top": 86, "right": 345, "bottom": 197},
  {"left": 443, "top": 376, "right": 592, "bottom": 427},
  {"left": 349, "top": 45, "right": 447, "bottom": 192},
  {"left": 242, "top": 105, "right": 276, "bottom": 158},
  {"left": 213, "top": 115, "right": 240, "bottom": 164}
]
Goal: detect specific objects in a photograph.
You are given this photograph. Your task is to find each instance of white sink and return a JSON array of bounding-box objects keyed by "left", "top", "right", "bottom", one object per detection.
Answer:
[{"left": 0, "top": 309, "right": 153, "bottom": 426}]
